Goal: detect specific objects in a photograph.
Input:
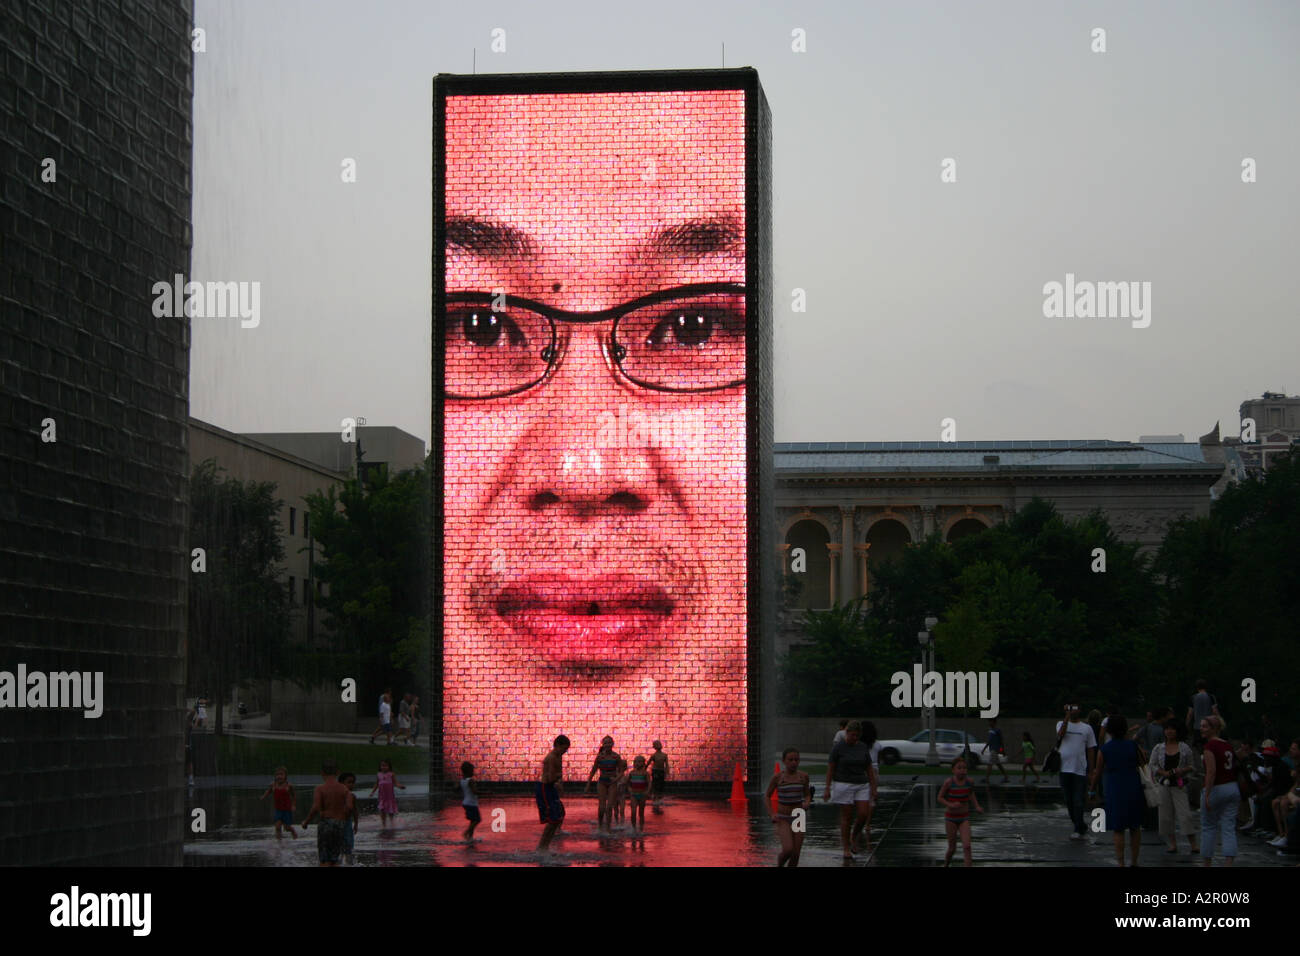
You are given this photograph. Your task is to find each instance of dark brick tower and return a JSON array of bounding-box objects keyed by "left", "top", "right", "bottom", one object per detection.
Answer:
[{"left": 0, "top": 0, "right": 193, "bottom": 864}]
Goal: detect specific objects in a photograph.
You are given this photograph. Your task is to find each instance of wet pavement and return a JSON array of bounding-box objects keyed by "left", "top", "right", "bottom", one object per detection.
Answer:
[{"left": 184, "top": 778, "right": 1294, "bottom": 867}]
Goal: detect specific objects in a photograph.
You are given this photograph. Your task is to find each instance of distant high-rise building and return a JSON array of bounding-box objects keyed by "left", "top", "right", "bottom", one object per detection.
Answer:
[{"left": 1228, "top": 391, "right": 1300, "bottom": 474}]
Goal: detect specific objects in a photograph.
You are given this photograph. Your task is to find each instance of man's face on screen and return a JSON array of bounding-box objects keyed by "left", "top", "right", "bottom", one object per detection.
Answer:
[
  {"left": 441, "top": 89, "right": 748, "bottom": 780},
  {"left": 443, "top": 91, "right": 747, "bottom": 683}
]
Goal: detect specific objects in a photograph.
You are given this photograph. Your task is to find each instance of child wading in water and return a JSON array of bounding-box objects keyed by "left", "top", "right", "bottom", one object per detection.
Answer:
[
  {"left": 460, "top": 761, "right": 481, "bottom": 842},
  {"left": 938, "top": 757, "right": 984, "bottom": 866},
  {"left": 585, "top": 736, "right": 622, "bottom": 832},
  {"left": 369, "top": 758, "right": 405, "bottom": 830},
  {"left": 647, "top": 741, "right": 669, "bottom": 806},
  {"left": 626, "top": 755, "right": 651, "bottom": 831},
  {"left": 338, "top": 772, "right": 358, "bottom": 864},
  {"left": 766, "top": 748, "right": 812, "bottom": 867},
  {"left": 260, "top": 766, "right": 297, "bottom": 839},
  {"left": 1021, "top": 731, "right": 1041, "bottom": 783},
  {"left": 613, "top": 754, "right": 630, "bottom": 826}
]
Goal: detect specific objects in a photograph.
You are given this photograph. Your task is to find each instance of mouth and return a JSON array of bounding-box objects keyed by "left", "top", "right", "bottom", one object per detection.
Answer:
[{"left": 493, "top": 574, "right": 675, "bottom": 664}]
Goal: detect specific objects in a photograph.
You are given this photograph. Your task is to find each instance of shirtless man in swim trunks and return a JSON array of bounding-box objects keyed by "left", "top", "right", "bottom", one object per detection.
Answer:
[
  {"left": 301, "top": 760, "right": 351, "bottom": 867},
  {"left": 537, "top": 735, "right": 571, "bottom": 851}
]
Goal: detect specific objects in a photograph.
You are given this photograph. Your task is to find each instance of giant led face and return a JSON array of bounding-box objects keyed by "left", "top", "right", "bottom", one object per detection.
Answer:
[{"left": 441, "top": 89, "right": 747, "bottom": 781}]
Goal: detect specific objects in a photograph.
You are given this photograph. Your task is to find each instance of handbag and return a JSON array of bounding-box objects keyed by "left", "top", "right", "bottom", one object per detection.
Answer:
[
  {"left": 1043, "top": 746, "right": 1062, "bottom": 774},
  {"left": 1139, "top": 764, "right": 1161, "bottom": 808}
]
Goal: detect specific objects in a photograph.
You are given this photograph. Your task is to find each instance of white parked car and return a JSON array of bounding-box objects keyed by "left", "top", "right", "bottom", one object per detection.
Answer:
[{"left": 876, "top": 729, "right": 986, "bottom": 766}]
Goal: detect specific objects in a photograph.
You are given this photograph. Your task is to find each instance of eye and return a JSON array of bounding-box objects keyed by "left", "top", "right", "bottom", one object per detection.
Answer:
[
  {"left": 643, "top": 306, "right": 741, "bottom": 348},
  {"left": 451, "top": 309, "right": 528, "bottom": 348},
  {"left": 651, "top": 311, "right": 710, "bottom": 347}
]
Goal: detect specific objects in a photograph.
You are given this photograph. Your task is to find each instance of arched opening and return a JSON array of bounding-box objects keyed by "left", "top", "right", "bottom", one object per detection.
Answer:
[
  {"left": 785, "top": 519, "right": 831, "bottom": 609},
  {"left": 946, "top": 517, "right": 988, "bottom": 542},
  {"left": 865, "top": 518, "right": 912, "bottom": 593}
]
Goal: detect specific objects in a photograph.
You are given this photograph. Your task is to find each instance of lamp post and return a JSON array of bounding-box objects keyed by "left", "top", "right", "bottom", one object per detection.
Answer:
[{"left": 919, "top": 614, "right": 939, "bottom": 766}]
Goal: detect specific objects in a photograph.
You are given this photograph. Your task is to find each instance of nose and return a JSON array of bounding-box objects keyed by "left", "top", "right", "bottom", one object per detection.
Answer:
[{"left": 511, "top": 328, "right": 660, "bottom": 519}]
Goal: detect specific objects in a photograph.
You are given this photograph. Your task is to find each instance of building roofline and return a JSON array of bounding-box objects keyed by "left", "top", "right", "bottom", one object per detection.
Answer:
[
  {"left": 775, "top": 439, "right": 1181, "bottom": 452},
  {"left": 777, "top": 465, "right": 1222, "bottom": 479},
  {"left": 189, "top": 417, "right": 351, "bottom": 482}
]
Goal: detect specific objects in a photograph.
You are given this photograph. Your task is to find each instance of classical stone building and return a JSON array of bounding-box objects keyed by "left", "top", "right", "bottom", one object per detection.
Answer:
[{"left": 774, "top": 436, "right": 1227, "bottom": 654}]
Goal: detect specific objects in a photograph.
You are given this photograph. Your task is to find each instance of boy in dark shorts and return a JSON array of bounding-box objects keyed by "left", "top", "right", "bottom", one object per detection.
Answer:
[
  {"left": 301, "top": 760, "right": 350, "bottom": 866},
  {"left": 536, "top": 735, "right": 570, "bottom": 851},
  {"left": 647, "top": 740, "right": 669, "bottom": 805}
]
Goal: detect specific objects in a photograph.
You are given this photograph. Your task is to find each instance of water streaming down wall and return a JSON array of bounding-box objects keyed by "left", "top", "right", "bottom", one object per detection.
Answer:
[{"left": 0, "top": 0, "right": 193, "bottom": 864}]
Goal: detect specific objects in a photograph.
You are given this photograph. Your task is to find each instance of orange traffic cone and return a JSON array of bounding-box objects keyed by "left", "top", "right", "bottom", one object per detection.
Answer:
[{"left": 729, "top": 762, "right": 746, "bottom": 802}]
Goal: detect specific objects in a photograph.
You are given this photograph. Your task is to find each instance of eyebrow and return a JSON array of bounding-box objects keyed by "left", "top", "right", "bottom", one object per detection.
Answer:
[
  {"left": 443, "top": 214, "right": 744, "bottom": 260},
  {"left": 645, "top": 215, "right": 745, "bottom": 258},
  {"left": 444, "top": 216, "right": 538, "bottom": 257}
]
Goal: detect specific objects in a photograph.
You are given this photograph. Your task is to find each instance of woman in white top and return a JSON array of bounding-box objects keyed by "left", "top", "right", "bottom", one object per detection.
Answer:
[{"left": 1149, "top": 718, "right": 1199, "bottom": 855}]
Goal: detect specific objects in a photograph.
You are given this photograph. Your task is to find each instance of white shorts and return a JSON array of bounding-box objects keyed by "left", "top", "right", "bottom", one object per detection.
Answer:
[{"left": 831, "top": 781, "right": 872, "bottom": 805}]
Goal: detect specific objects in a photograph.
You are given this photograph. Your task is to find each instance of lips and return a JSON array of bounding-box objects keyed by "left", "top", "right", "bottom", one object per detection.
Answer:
[{"left": 494, "top": 574, "right": 675, "bottom": 663}]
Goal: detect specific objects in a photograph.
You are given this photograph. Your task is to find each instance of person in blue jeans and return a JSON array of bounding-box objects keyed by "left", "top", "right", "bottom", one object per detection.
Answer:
[
  {"left": 1056, "top": 703, "right": 1098, "bottom": 839},
  {"left": 1199, "top": 716, "right": 1239, "bottom": 866},
  {"left": 1282, "top": 803, "right": 1300, "bottom": 859}
]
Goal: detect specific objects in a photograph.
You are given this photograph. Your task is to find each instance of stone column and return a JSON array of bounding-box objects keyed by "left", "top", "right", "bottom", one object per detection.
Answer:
[
  {"left": 826, "top": 542, "right": 841, "bottom": 606},
  {"left": 922, "top": 506, "right": 937, "bottom": 538},
  {"left": 839, "top": 506, "right": 855, "bottom": 603},
  {"left": 855, "top": 543, "right": 871, "bottom": 597}
]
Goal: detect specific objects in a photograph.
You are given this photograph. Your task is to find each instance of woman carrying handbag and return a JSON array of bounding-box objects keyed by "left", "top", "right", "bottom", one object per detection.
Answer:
[{"left": 1149, "top": 718, "right": 1199, "bottom": 854}]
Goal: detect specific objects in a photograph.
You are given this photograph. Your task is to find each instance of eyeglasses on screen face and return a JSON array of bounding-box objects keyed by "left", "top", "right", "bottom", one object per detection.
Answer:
[{"left": 441, "top": 282, "right": 746, "bottom": 399}]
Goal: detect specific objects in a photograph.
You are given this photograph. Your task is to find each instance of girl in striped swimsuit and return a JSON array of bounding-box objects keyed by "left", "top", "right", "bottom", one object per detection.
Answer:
[
  {"left": 938, "top": 757, "right": 984, "bottom": 866},
  {"left": 585, "top": 737, "right": 622, "bottom": 832},
  {"left": 626, "top": 755, "right": 651, "bottom": 832},
  {"left": 766, "top": 748, "right": 812, "bottom": 867}
]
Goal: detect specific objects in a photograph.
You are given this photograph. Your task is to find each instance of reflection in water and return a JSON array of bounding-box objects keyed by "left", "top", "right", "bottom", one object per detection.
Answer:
[{"left": 184, "top": 781, "right": 1078, "bottom": 867}]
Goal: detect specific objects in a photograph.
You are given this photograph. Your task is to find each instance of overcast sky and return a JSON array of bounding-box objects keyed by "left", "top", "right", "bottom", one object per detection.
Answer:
[{"left": 189, "top": 0, "right": 1300, "bottom": 449}]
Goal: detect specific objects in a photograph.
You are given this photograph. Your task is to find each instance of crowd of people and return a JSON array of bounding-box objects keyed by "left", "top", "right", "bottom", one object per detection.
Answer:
[
  {"left": 535, "top": 736, "right": 671, "bottom": 850},
  {"left": 807, "top": 679, "right": 1299, "bottom": 869},
  {"left": 270, "top": 678, "right": 1299, "bottom": 868},
  {"left": 1047, "top": 680, "right": 1299, "bottom": 867},
  {"left": 261, "top": 757, "right": 409, "bottom": 866},
  {"left": 271, "top": 734, "right": 675, "bottom": 864}
]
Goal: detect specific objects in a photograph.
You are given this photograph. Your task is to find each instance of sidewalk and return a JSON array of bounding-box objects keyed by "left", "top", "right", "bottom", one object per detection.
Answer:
[{"left": 192, "top": 721, "right": 429, "bottom": 749}]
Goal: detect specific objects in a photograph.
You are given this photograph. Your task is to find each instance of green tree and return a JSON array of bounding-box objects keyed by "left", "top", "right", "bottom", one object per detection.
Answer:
[
  {"left": 853, "top": 498, "right": 1159, "bottom": 716},
  {"left": 1155, "top": 449, "right": 1300, "bottom": 734},
  {"left": 188, "top": 459, "right": 292, "bottom": 734},
  {"left": 936, "top": 561, "right": 1088, "bottom": 714},
  {"left": 781, "top": 597, "right": 874, "bottom": 716},
  {"left": 305, "top": 457, "right": 431, "bottom": 706}
]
